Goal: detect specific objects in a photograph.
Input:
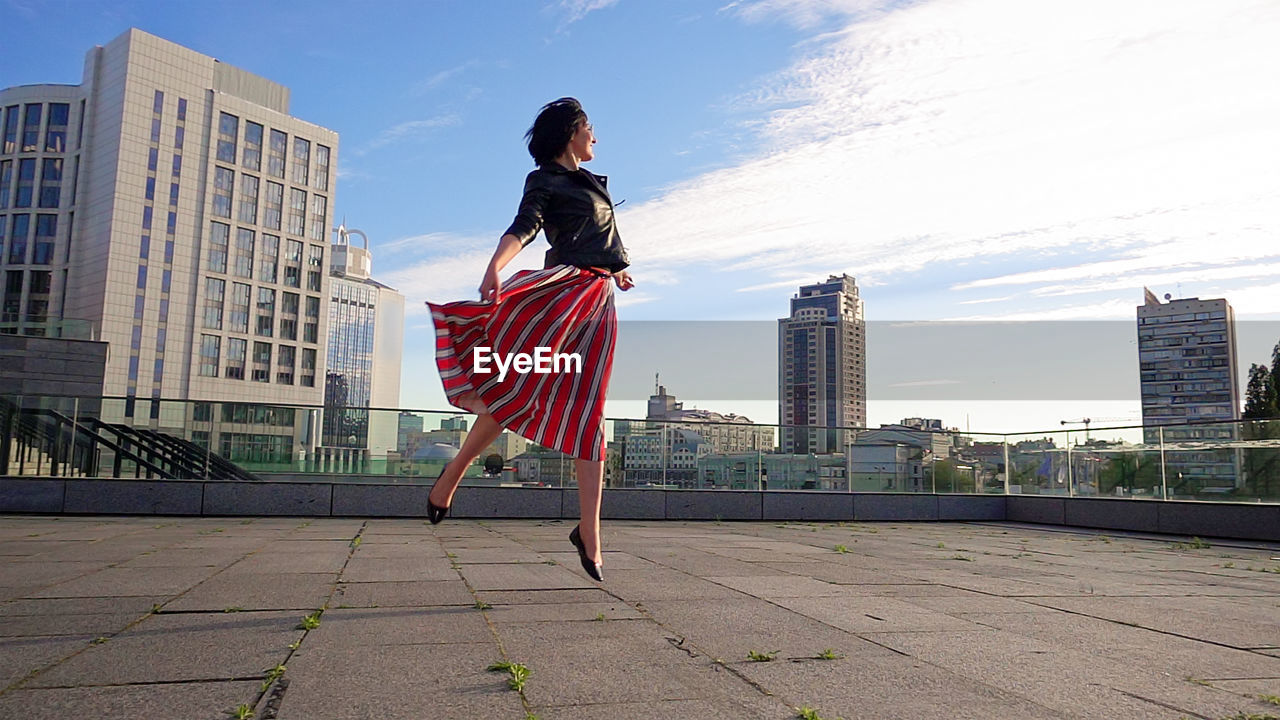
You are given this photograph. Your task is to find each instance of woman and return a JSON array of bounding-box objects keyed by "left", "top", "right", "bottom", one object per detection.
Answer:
[{"left": 425, "top": 98, "right": 633, "bottom": 582}]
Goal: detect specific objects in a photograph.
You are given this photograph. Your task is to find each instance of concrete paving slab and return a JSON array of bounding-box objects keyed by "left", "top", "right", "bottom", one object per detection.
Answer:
[
  {"left": 333, "top": 580, "right": 474, "bottom": 608},
  {"left": 0, "top": 613, "right": 144, "bottom": 638},
  {"left": 459, "top": 563, "right": 596, "bottom": 591},
  {"left": 483, "top": 601, "right": 644, "bottom": 623},
  {"left": 25, "top": 611, "right": 301, "bottom": 687},
  {"left": 738, "top": 654, "right": 1071, "bottom": 720},
  {"left": 300, "top": 607, "right": 491, "bottom": 648},
  {"left": 473, "top": 588, "right": 615, "bottom": 605},
  {"left": 0, "top": 635, "right": 94, "bottom": 689},
  {"left": 25, "top": 566, "right": 214, "bottom": 598},
  {"left": 705, "top": 575, "right": 851, "bottom": 598},
  {"left": 0, "top": 596, "right": 162, "bottom": 617},
  {"left": 448, "top": 547, "right": 546, "bottom": 564},
  {"left": 276, "top": 642, "right": 520, "bottom": 720},
  {"left": 641, "top": 598, "right": 892, "bottom": 663},
  {"left": 773, "top": 595, "right": 988, "bottom": 633},
  {"left": 340, "top": 557, "right": 456, "bottom": 583},
  {"left": 530, "top": 697, "right": 795, "bottom": 720},
  {"left": 163, "top": 572, "right": 335, "bottom": 612},
  {"left": 0, "top": 680, "right": 261, "bottom": 720},
  {"left": 115, "top": 548, "right": 250, "bottom": 568}
]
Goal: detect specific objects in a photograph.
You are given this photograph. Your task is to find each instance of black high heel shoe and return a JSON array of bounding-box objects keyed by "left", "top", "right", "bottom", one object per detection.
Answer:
[
  {"left": 427, "top": 471, "right": 450, "bottom": 525},
  {"left": 569, "top": 525, "right": 603, "bottom": 582}
]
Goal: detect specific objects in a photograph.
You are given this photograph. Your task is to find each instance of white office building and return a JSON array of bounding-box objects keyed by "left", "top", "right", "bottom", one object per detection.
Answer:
[{"left": 1, "top": 29, "right": 338, "bottom": 464}]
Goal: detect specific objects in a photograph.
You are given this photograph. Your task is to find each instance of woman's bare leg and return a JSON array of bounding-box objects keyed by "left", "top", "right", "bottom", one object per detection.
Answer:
[
  {"left": 574, "top": 458, "right": 605, "bottom": 564},
  {"left": 428, "top": 414, "right": 503, "bottom": 507}
]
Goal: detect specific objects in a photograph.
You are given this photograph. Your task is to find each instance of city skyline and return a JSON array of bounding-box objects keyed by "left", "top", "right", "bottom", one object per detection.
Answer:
[{"left": 2, "top": 1, "right": 1276, "bottom": 434}]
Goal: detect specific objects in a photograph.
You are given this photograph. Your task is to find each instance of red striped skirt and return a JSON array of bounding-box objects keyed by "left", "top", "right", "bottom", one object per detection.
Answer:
[{"left": 427, "top": 265, "right": 617, "bottom": 461}]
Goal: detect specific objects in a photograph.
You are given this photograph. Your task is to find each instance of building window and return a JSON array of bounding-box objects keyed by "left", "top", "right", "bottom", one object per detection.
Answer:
[
  {"left": 169, "top": 182, "right": 179, "bottom": 206},
  {"left": 277, "top": 345, "right": 295, "bottom": 385},
  {"left": 21, "top": 104, "right": 41, "bottom": 153},
  {"left": 283, "top": 239, "right": 303, "bottom": 288},
  {"left": 291, "top": 137, "right": 310, "bottom": 185},
  {"left": 8, "top": 214, "right": 29, "bottom": 264},
  {"left": 309, "top": 194, "right": 326, "bottom": 241},
  {"left": 0, "top": 216, "right": 6, "bottom": 262},
  {"left": 15, "top": 159, "right": 34, "bottom": 208},
  {"left": 229, "top": 281, "right": 251, "bottom": 333},
  {"left": 225, "top": 337, "right": 246, "bottom": 380},
  {"left": 212, "top": 167, "right": 233, "bottom": 218},
  {"left": 307, "top": 245, "right": 324, "bottom": 291},
  {"left": 37, "top": 159, "right": 61, "bottom": 208},
  {"left": 237, "top": 174, "right": 258, "bottom": 224},
  {"left": 2, "top": 270, "right": 22, "bottom": 324},
  {"left": 243, "top": 121, "right": 263, "bottom": 171},
  {"left": 255, "top": 287, "right": 275, "bottom": 337},
  {"left": 280, "top": 291, "right": 299, "bottom": 340},
  {"left": 304, "top": 295, "right": 320, "bottom": 343},
  {"left": 233, "top": 228, "right": 255, "bottom": 278},
  {"left": 175, "top": 125, "right": 184, "bottom": 150},
  {"left": 258, "top": 233, "right": 279, "bottom": 283},
  {"left": 263, "top": 181, "right": 283, "bottom": 230},
  {"left": 288, "top": 188, "right": 306, "bottom": 236},
  {"left": 267, "top": 129, "right": 287, "bottom": 178},
  {"left": 45, "top": 103, "right": 69, "bottom": 153},
  {"left": 172, "top": 153, "right": 182, "bottom": 177},
  {"left": 301, "top": 347, "right": 316, "bottom": 387},
  {"left": 314, "top": 144, "right": 330, "bottom": 191},
  {"left": 217, "top": 112, "right": 238, "bottom": 163},
  {"left": 207, "top": 221, "right": 229, "bottom": 273},
  {"left": 0, "top": 160, "right": 11, "bottom": 209},
  {"left": 203, "top": 277, "right": 225, "bottom": 330},
  {"left": 199, "top": 334, "right": 221, "bottom": 377},
  {"left": 251, "top": 341, "right": 271, "bottom": 382},
  {"left": 33, "top": 214, "right": 55, "bottom": 265},
  {"left": 177, "top": 98, "right": 187, "bottom": 122},
  {"left": 145, "top": 177, "right": 155, "bottom": 201},
  {"left": 2, "top": 106, "right": 17, "bottom": 154}
]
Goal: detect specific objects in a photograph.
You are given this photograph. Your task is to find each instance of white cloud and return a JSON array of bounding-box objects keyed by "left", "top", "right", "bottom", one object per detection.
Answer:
[
  {"left": 615, "top": 0, "right": 1279, "bottom": 320},
  {"left": 357, "top": 114, "right": 461, "bottom": 155},
  {"left": 557, "top": 0, "right": 619, "bottom": 25},
  {"left": 378, "top": 247, "right": 545, "bottom": 316}
]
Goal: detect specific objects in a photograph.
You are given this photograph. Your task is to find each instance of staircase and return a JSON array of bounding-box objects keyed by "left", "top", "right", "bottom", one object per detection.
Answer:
[{"left": 0, "top": 397, "right": 260, "bottom": 481}]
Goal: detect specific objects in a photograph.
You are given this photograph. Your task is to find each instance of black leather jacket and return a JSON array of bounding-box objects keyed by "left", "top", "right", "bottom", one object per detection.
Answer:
[{"left": 503, "top": 164, "right": 630, "bottom": 273}]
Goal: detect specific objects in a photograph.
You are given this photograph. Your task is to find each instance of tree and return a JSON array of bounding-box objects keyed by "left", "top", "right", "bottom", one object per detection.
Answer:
[{"left": 1243, "top": 363, "right": 1278, "bottom": 419}]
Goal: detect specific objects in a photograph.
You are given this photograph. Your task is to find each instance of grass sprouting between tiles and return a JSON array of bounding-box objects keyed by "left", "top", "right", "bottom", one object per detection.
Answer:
[{"left": 747, "top": 649, "right": 779, "bottom": 662}]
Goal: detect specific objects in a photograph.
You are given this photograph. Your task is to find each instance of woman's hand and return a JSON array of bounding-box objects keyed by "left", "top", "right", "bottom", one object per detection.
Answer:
[
  {"left": 613, "top": 270, "right": 635, "bottom": 291},
  {"left": 479, "top": 265, "right": 502, "bottom": 303}
]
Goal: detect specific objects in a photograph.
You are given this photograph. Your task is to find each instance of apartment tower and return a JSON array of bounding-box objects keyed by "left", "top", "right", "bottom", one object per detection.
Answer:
[
  {"left": 1137, "top": 288, "right": 1241, "bottom": 492},
  {"left": 778, "top": 274, "right": 866, "bottom": 454}
]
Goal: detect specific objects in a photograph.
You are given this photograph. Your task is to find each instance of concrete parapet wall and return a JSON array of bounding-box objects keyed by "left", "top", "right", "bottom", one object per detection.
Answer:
[{"left": 2, "top": 478, "right": 1276, "bottom": 542}]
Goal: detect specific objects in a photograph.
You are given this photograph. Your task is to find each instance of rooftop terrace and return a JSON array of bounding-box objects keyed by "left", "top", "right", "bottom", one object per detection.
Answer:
[{"left": 0, "top": 516, "right": 1277, "bottom": 719}]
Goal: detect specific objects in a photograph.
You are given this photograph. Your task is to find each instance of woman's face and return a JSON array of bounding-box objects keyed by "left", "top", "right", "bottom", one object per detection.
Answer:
[{"left": 568, "top": 119, "right": 596, "bottom": 162}]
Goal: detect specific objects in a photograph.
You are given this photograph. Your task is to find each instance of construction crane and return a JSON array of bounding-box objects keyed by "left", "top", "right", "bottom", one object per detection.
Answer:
[{"left": 1060, "top": 417, "right": 1138, "bottom": 441}]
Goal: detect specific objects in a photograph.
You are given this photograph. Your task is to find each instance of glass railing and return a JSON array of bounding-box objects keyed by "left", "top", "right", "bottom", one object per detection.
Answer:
[{"left": 2, "top": 394, "right": 1277, "bottom": 503}]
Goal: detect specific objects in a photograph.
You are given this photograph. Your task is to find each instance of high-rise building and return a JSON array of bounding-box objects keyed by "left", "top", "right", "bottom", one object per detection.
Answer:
[
  {"left": 1, "top": 29, "right": 339, "bottom": 465},
  {"left": 778, "top": 274, "right": 866, "bottom": 454},
  {"left": 396, "top": 411, "right": 423, "bottom": 453},
  {"left": 320, "top": 225, "right": 404, "bottom": 468},
  {"left": 1137, "top": 288, "right": 1241, "bottom": 492}
]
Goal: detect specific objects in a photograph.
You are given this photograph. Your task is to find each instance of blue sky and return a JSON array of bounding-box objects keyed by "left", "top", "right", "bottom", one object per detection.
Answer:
[{"left": 4, "top": 0, "right": 1278, "bottom": 433}]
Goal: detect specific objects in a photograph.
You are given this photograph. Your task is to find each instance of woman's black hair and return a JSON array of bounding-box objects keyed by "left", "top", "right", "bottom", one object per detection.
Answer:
[{"left": 525, "top": 97, "right": 587, "bottom": 166}]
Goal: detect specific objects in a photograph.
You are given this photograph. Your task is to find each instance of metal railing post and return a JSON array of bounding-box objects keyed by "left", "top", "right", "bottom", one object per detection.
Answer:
[{"left": 1159, "top": 426, "right": 1168, "bottom": 500}]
